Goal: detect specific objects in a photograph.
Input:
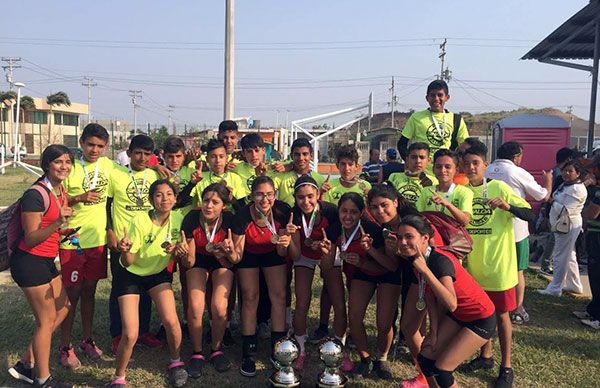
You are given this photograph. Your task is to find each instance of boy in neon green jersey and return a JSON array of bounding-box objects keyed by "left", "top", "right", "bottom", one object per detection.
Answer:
[
  {"left": 459, "top": 141, "right": 534, "bottom": 388},
  {"left": 233, "top": 133, "right": 282, "bottom": 199},
  {"left": 388, "top": 142, "right": 438, "bottom": 205},
  {"left": 162, "top": 136, "right": 195, "bottom": 217},
  {"left": 320, "top": 145, "right": 371, "bottom": 204}
]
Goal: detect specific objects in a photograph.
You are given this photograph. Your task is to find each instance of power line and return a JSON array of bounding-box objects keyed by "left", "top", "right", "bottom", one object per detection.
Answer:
[{"left": 1, "top": 57, "right": 21, "bottom": 89}]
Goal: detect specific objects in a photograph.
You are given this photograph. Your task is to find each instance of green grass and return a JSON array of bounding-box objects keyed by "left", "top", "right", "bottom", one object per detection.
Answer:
[
  {"left": 0, "top": 270, "right": 599, "bottom": 387},
  {"left": 0, "top": 167, "right": 39, "bottom": 206}
]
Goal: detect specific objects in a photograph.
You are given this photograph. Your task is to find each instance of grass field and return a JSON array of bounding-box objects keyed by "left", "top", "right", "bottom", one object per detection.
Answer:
[{"left": 0, "top": 167, "right": 39, "bottom": 206}]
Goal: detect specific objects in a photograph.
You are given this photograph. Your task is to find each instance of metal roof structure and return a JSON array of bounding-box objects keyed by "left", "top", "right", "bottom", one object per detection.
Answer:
[
  {"left": 521, "top": 0, "right": 600, "bottom": 155},
  {"left": 498, "top": 114, "right": 569, "bottom": 129}
]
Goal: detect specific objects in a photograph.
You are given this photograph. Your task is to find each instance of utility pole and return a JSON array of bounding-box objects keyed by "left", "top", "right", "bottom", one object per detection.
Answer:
[
  {"left": 224, "top": 0, "right": 235, "bottom": 120},
  {"left": 1, "top": 57, "right": 21, "bottom": 89},
  {"left": 129, "top": 90, "right": 142, "bottom": 135},
  {"left": 438, "top": 39, "right": 452, "bottom": 82},
  {"left": 82, "top": 77, "right": 97, "bottom": 125},
  {"left": 167, "top": 105, "right": 175, "bottom": 134},
  {"left": 388, "top": 77, "right": 398, "bottom": 128}
]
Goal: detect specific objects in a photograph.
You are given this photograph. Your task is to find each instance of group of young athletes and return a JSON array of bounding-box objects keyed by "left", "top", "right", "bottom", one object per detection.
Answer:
[{"left": 8, "top": 80, "right": 529, "bottom": 388}]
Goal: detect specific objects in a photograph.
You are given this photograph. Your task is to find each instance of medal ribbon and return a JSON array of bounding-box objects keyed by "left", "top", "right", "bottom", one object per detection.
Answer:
[
  {"left": 128, "top": 164, "right": 148, "bottom": 204},
  {"left": 341, "top": 221, "right": 361, "bottom": 252},
  {"left": 204, "top": 215, "right": 221, "bottom": 244},
  {"left": 255, "top": 206, "right": 278, "bottom": 237},
  {"left": 437, "top": 183, "right": 456, "bottom": 211},
  {"left": 43, "top": 177, "right": 65, "bottom": 205},
  {"left": 417, "top": 246, "right": 433, "bottom": 302},
  {"left": 153, "top": 210, "right": 172, "bottom": 245},
  {"left": 430, "top": 110, "right": 447, "bottom": 138},
  {"left": 80, "top": 156, "right": 99, "bottom": 190},
  {"left": 301, "top": 205, "right": 318, "bottom": 239}
]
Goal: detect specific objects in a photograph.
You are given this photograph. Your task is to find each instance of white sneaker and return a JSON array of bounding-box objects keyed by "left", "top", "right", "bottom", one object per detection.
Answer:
[
  {"left": 536, "top": 289, "right": 561, "bottom": 297},
  {"left": 573, "top": 311, "right": 593, "bottom": 320},
  {"left": 581, "top": 319, "right": 600, "bottom": 330}
]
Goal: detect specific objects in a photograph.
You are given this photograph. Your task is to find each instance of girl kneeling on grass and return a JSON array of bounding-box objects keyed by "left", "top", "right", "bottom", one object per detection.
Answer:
[
  {"left": 396, "top": 214, "right": 496, "bottom": 388},
  {"left": 110, "top": 179, "right": 188, "bottom": 388},
  {"left": 180, "top": 183, "right": 237, "bottom": 376}
]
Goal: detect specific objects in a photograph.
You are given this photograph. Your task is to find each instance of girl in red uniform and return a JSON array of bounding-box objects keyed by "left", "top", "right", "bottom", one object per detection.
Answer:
[
  {"left": 8, "top": 145, "right": 75, "bottom": 388},
  {"left": 230, "top": 176, "right": 300, "bottom": 377},
  {"left": 396, "top": 214, "right": 496, "bottom": 388}
]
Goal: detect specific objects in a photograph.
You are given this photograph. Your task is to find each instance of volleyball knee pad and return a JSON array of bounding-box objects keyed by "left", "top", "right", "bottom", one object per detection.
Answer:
[
  {"left": 432, "top": 366, "right": 455, "bottom": 388},
  {"left": 417, "top": 353, "right": 436, "bottom": 377}
]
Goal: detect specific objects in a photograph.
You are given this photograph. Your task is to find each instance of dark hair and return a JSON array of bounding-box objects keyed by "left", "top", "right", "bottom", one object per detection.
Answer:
[
  {"left": 336, "top": 145, "right": 359, "bottom": 163},
  {"left": 556, "top": 147, "right": 575, "bottom": 164},
  {"left": 433, "top": 149, "right": 458, "bottom": 166},
  {"left": 399, "top": 214, "right": 435, "bottom": 238},
  {"left": 80, "top": 123, "right": 109, "bottom": 143},
  {"left": 369, "top": 148, "right": 379, "bottom": 156},
  {"left": 240, "top": 133, "right": 265, "bottom": 150},
  {"left": 149, "top": 179, "right": 177, "bottom": 200},
  {"left": 291, "top": 138, "right": 313, "bottom": 154},
  {"left": 463, "top": 141, "right": 488, "bottom": 160},
  {"left": 339, "top": 192, "right": 365, "bottom": 212},
  {"left": 561, "top": 159, "right": 587, "bottom": 178},
  {"left": 367, "top": 183, "right": 418, "bottom": 218},
  {"left": 497, "top": 141, "right": 523, "bottom": 160},
  {"left": 426, "top": 80, "right": 449, "bottom": 95},
  {"left": 251, "top": 175, "right": 275, "bottom": 193},
  {"left": 408, "top": 142, "right": 430, "bottom": 154},
  {"left": 163, "top": 135, "right": 186, "bottom": 154},
  {"left": 41, "top": 144, "right": 73, "bottom": 175},
  {"left": 128, "top": 134, "right": 154, "bottom": 152},
  {"left": 202, "top": 182, "right": 232, "bottom": 205},
  {"left": 206, "top": 139, "right": 227, "bottom": 154},
  {"left": 218, "top": 120, "right": 238, "bottom": 133},
  {"left": 294, "top": 175, "right": 319, "bottom": 194}
]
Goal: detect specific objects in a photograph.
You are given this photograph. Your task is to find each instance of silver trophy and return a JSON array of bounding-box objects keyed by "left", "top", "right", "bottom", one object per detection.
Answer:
[
  {"left": 268, "top": 337, "right": 301, "bottom": 387},
  {"left": 317, "top": 337, "right": 348, "bottom": 387}
]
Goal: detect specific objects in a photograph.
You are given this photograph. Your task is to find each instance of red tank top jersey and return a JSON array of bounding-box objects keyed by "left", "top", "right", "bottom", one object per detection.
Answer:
[
  {"left": 328, "top": 220, "right": 386, "bottom": 277},
  {"left": 182, "top": 210, "right": 233, "bottom": 256},
  {"left": 292, "top": 201, "right": 337, "bottom": 260},
  {"left": 231, "top": 201, "right": 292, "bottom": 255}
]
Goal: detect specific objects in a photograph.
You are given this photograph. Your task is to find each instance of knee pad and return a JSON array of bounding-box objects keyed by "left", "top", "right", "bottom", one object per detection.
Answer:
[
  {"left": 432, "top": 365, "right": 455, "bottom": 388},
  {"left": 417, "top": 353, "right": 436, "bottom": 377}
]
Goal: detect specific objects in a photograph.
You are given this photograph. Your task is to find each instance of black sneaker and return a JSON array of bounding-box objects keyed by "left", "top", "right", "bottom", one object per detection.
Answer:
[
  {"left": 210, "top": 350, "right": 232, "bottom": 372},
  {"left": 33, "top": 375, "right": 73, "bottom": 388},
  {"left": 351, "top": 357, "right": 373, "bottom": 379},
  {"left": 373, "top": 359, "right": 393, "bottom": 380},
  {"left": 187, "top": 355, "right": 206, "bottom": 378},
  {"left": 223, "top": 328, "right": 235, "bottom": 347},
  {"left": 494, "top": 367, "right": 514, "bottom": 388},
  {"left": 8, "top": 361, "right": 34, "bottom": 384},
  {"left": 168, "top": 363, "right": 189, "bottom": 388},
  {"left": 240, "top": 356, "right": 256, "bottom": 377},
  {"left": 458, "top": 356, "right": 494, "bottom": 373},
  {"left": 308, "top": 326, "right": 329, "bottom": 344}
]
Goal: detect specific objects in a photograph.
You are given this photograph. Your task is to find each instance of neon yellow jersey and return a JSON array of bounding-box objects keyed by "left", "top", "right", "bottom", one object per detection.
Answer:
[
  {"left": 388, "top": 172, "right": 438, "bottom": 204},
  {"left": 322, "top": 178, "right": 371, "bottom": 205},
  {"left": 190, "top": 171, "right": 247, "bottom": 203},
  {"left": 232, "top": 162, "right": 281, "bottom": 198},
  {"left": 108, "top": 165, "right": 160, "bottom": 240},
  {"left": 127, "top": 211, "right": 183, "bottom": 276},
  {"left": 415, "top": 184, "right": 473, "bottom": 217},
  {"left": 169, "top": 166, "right": 194, "bottom": 217},
  {"left": 465, "top": 179, "right": 530, "bottom": 291},
  {"left": 188, "top": 153, "right": 237, "bottom": 169},
  {"left": 61, "top": 156, "right": 116, "bottom": 249},
  {"left": 275, "top": 170, "right": 325, "bottom": 206}
]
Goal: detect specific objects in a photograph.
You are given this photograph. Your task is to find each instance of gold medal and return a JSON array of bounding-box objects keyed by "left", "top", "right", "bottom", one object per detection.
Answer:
[
  {"left": 304, "top": 237, "right": 314, "bottom": 247},
  {"left": 206, "top": 242, "right": 216, "bottom": 252},
  {"left": 416, "top": 298, "right": 426, "bottom": 311},
  {"left": 271, "top": 234, "right": 280, "bottom": 244},
  {"left": 173, "top": 176, "right": 181, "bottom": 185},
  {"left": 136, "top": 198, "right": 144, "bottom": 207},
  {"left": 340, "top": 251, "right": 348, "bottom": 261}
]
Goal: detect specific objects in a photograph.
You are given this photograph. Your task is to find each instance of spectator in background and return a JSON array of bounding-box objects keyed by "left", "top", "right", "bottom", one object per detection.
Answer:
[
  {"left": 362, "top": 148, "right": 384, "bottom": 183},
  {"left": 379, "top": 148, "right": 405, "bottom": 183},
  {"left": 485, "top": 141, "right": 552, "bottom": 325},
  {"left": 580, "top": 166, "right": 600, "bottom": 329}
]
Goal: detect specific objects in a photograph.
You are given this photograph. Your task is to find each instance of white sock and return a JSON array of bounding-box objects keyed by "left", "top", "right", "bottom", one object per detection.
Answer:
[
  {"left": 170, "top": 358, "right": 181, "bottom": 364},
  {"left": 112, "top": 375, "right": 125, "bottom": 382},
  {"left": 295, "top": 334, "right": 308, "bottom": 353},
  {"left": 36, "top": 376, "right": 50, "bottom": 385}
]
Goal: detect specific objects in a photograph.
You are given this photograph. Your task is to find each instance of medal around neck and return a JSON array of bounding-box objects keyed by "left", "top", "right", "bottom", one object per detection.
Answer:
[{"left": 416, "top": 298, "right": 426, "bottom": 311}]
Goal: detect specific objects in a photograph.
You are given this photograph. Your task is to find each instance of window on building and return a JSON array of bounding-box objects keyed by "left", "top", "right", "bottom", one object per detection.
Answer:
[
  {"left": 54, "top": 113, "right": 62, "bottom": 125},
  {"left": 24, "top": 134, "right": 34, "bottom": 153},
  {"left": 63, "top": 135, "right": 77, "bottom": 148},
  {"left": 34, "top": 112, "right": 48, "bottom": 124},
  {"left": 63, "top": 114, "right": 79, "bottom": 126}
]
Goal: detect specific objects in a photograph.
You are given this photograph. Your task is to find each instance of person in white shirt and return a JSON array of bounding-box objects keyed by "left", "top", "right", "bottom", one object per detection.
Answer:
[
  {"left": 116, "top": 149, "right": 130, "bottom": 166},
  {"left": 485, "top": 141, "right": 552, "bottom": 323}
]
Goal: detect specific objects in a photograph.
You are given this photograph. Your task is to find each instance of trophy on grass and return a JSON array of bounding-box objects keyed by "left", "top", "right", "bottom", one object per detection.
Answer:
[
  {"left": 317, "top": 337, "right": 348, "bottom": 387},
  {"left": 268, "top": 337, "right": 301, "bottom": 387}
]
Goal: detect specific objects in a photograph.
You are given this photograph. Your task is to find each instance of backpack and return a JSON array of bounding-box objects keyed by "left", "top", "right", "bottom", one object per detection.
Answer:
[
  {"left": 0, "top": 184, "right": 51, "bottom": 271},
  {"left": 450, "top": 113, "right": 462, "bottom": 151},
  {"left": 421, "top": 210, "right": 472, "bottom": 259}
]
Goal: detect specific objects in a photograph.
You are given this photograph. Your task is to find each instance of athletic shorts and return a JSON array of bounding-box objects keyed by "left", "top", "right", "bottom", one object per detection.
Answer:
[
  {"left": 112, "top": 266, "right": 173, "bottom": 297},
  {"left": 59, "top": 246, "right": 108, "bottom": 287},
  {"left": 294, "top": 254, "right": 342, "bottom": 270},
  {"left": 485, "top": 287, "right": 517, "bottom": 313},
  {"left": 449, "top": 312, "right": 497, "bottom": 340},
  {"left": 352, "top": 268, "right": 402, "bottom": 285},
  {"left": 10, "top": 248, "right": 60, "bottom": 288},
  {"left": 515, "top": 237, "right": 529, "bottom": 271},
  {"left": 237, "top": 250, "right": 286, "bottom": 269},
  {"left": 193, "top": 254, "right": 234, "bottom": 272}
]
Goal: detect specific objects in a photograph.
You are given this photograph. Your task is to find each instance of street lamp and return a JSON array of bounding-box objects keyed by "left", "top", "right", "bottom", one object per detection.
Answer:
[{"left": 13, "top": 82, "right": 25, "bottom": 164}]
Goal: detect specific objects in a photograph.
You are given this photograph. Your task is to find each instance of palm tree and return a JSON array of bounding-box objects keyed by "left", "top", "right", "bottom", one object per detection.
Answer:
[{"left": 46, "top": 91, "right": 71, "bottom": 146}]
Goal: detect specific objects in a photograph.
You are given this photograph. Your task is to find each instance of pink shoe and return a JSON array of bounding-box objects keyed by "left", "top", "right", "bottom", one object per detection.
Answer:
[
  {"left": 137, "top": 332, "right": 162, "bottom": 348},
  {"left": 58, "top": 345, "right": 82, "bottom": 369},
  {"left": 340, "top": 353, "right": 353, "bottom": 372},
  {"left": 401, "top": 376, "right": 429, "bottom": 388},
  {"left": 79, "top": 338, "right": 103, "bottom": 360},
  {"left": 295, "top": 352, "right": 306, "bottom": 370}
]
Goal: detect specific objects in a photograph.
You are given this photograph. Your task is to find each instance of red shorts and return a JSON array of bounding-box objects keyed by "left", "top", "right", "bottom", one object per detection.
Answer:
[
  {"left": 485, "top": 287, "right": 516, "bottom": 313},
  {"left": 59, "top": 246, "right": 108, "bottom": 287}
]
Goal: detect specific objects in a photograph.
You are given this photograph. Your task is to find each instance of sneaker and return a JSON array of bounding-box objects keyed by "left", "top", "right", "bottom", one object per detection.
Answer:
[
  {"left": 539, "top": 268, "right": 553, "bottom": 276},
  {"left": 137, "top": 332, "right": 162, "bottom": 348},
  {"left": 111, "top": 335, "right": 121, "bottom": 356},
  {"left": 210, "top": 350, "right": 231, "bottom": 372},
  {"left": 536, "top": 288, "right": 561, "bottom": 297},
  {"left": 458, "top": 356, "right": 494, "bottom": 373},
  {"left": 573, "top": 311, "right": 593, "bottom": 320},
  {"left": 401, "top": 376, "right": 429, "bottom": 388},
  {"left": 493, "top": 367, "right": 514, "bottom": 388},
  {"left": 33, "top": 375, "right": 73, "bottom": 388},
  {"left": 187, "top": 354, "right": 206, "bottom": 378},
  {"left": 258, "top": 322, "right": 270, "bottom": 340},
  {"left": 58, "top": 345, "right": 81, "bottom": 369},
  {"left": 240, "top": 356, "right": 256, "bottom": 377},
  {"left": 8, "top": 361, "right": 34, "bottom": 384},
  {"left": 79, "top": 338, "right": 103, "bottom": 360},
  {"left": 107, "top": 378, "right": 126, "bottom": 388},
  {"left": 373, "top": 359, "right": 393, "bottom": 380},
  {"left": 223, "top": 328, "right": 235, "bottom": 348},
  {"left": 581, "top": 319, "right": 600, "bottom": 330},
  {"left": 341, "top": 353, "right": 354, "bottom": 373},
  {"left": 351, "top": 357, "right": 372, "bottom": 378},
  {"left": 308, "top": 326, "right": 329, "bottom": 344},
  {"left": 294, "top": 352, "right": 306, "bottom": 370},
  {"left": 168, "top": 361, "right": 188, "bottom": 388}
]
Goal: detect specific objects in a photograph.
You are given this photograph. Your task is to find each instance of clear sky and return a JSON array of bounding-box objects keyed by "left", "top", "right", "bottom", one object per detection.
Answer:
[{"left": 1, "top": 0, "right": 596, "bottom": 130}]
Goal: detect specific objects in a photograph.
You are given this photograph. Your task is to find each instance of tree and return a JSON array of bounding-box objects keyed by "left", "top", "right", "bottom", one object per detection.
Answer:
[
  {"left": 149, "top": 125, "right": 170, "bottom": 150},
  {"left": 46, "top": 91, "right": 71, "bottom": 146}
]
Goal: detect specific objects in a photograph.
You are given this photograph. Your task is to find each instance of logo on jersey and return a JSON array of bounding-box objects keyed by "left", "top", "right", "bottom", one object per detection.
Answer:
[
  {"left": 425, "top": 123, "right": 450, "bottom": 147},
  {"left": 331, "top": 191, "right": 342, "bottom": 200},
  {"left": 82, "top": 172, "right": 109, "bottom": 205},
  {"left": 126, "top": 179, "right": 150, "bottom": 206},
  {"left": 398, "top": 183, "right": 421, "bottom": 204},
  {"left": 246, "top": 175, "right": 256, "bottom": 190},
  {"left": 470, "top": 197, "right": 492, "bottom": 227}
]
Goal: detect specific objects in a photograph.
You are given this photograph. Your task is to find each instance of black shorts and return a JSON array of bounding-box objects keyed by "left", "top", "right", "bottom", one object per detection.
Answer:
[
  {"left": 449, "top": 312, "right": 497, "bottom": 340},
  {"left": 352, "top": 267, "right": 402, "bottom": 285},
  {"left": 112, "top": 264, "right": 173, "bottom": 297},
  {"left": 193, "top": 254, "right": 234, "bottom": 272},
  {"left": 10, "top": 248, "right": 60, "bottom": 288},
  {"left": 237, "top": 250, "right": 286, "bottom": 269}
]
